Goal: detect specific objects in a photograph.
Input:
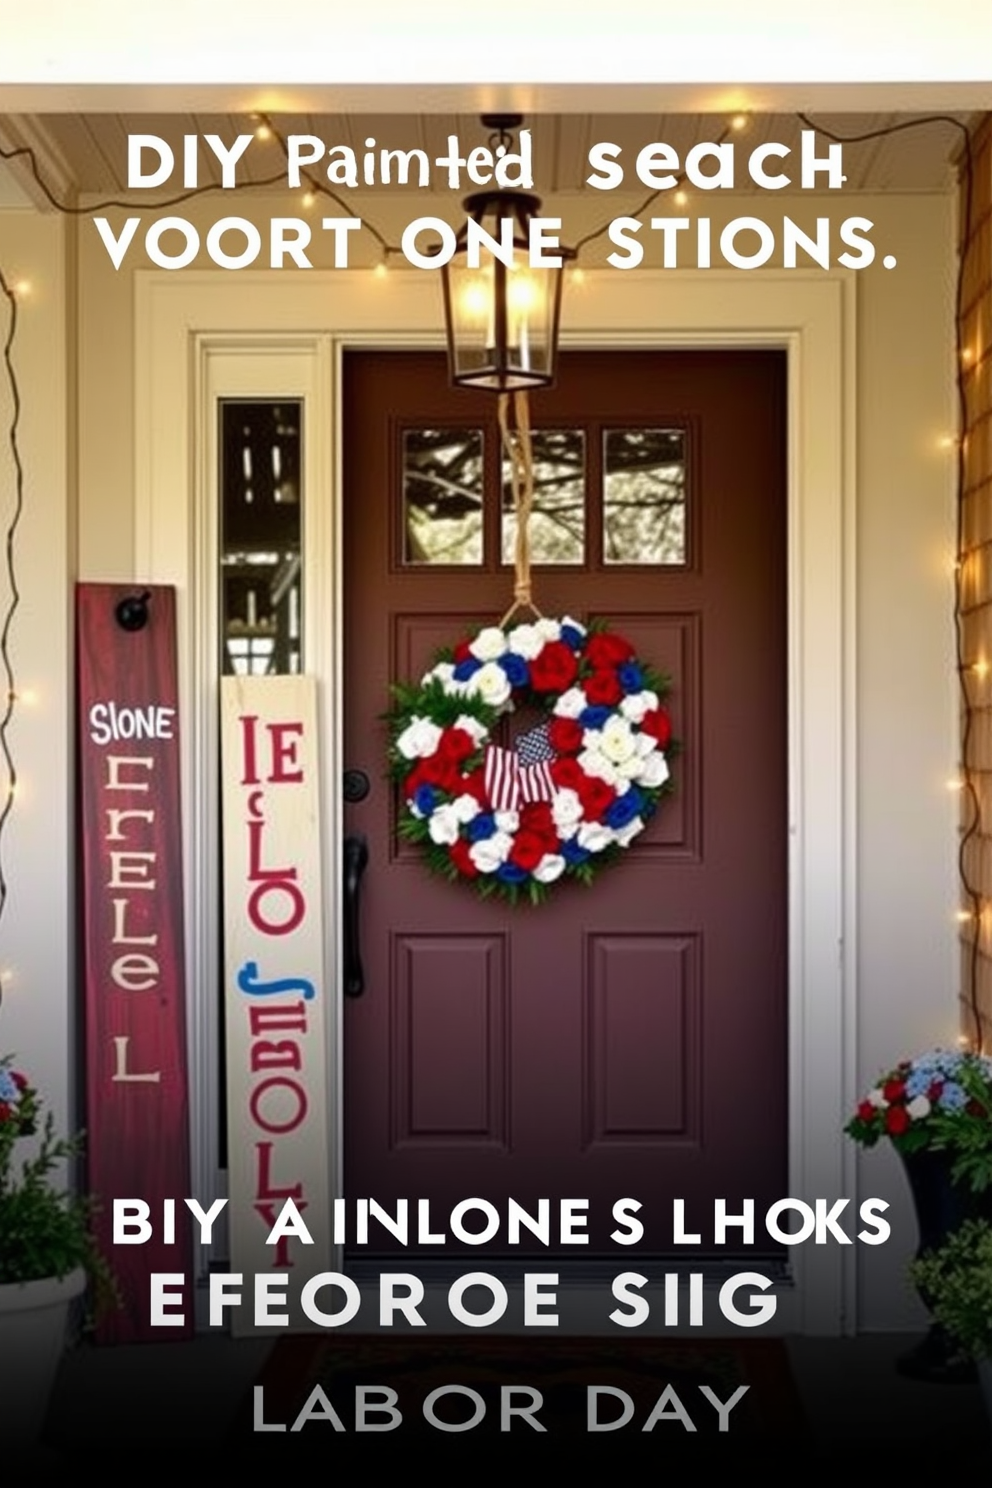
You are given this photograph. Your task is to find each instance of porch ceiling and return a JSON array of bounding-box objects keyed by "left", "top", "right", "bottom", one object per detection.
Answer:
[{"left": 4, "top": 111, "right": 972, "bottom": 200}]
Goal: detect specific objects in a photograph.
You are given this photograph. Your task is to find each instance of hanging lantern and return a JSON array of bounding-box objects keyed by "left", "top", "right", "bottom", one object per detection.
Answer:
[{"left": 441, "top": 120, "right": 573, "bottom": 393}]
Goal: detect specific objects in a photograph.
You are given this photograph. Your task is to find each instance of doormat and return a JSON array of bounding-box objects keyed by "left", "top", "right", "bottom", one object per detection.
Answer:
[{"left": 232, "top": 1334, "right": 808, "bottom": 1466}]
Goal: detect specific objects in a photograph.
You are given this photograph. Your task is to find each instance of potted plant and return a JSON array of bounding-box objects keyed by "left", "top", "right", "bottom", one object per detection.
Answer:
[
  {"left": 0, "top": 1055, "right": 109, "bottom": 1444},
  {"left": 910, "top": 1220, "right": 992, "bottom": 1429},
  {"left": 846, "top": 1047, "right": 992, "bottom": 1379}
]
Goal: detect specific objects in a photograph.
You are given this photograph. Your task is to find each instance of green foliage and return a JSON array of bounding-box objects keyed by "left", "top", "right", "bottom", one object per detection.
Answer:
[
  {"left": 910, "top": 1220, "right": 992, "bottom": 1357},
  {"left": 0, "top": 1071, "right": 116, "bottom": 1311}
]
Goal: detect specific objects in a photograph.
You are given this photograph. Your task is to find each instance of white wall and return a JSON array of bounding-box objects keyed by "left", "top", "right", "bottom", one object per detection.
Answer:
[
  {"left": 66, "top": 183, "right": 959, "bottom": 1329},
  {"left": 0, "top": 209, "right": 72, "bottom": 1137}
]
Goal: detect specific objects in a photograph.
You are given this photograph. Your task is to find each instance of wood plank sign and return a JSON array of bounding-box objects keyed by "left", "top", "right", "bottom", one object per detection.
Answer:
[
  {"left": 220, "top": 674, "right": 331, "bottom": 1334},
  {"left": 76, "top": 583, "right": 193, "bottom": 1342}
]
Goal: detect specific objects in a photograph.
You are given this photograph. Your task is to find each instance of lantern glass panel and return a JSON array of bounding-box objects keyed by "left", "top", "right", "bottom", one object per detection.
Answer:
[{"left": 445, "top": 248, "right": 560, "bottom": 392}]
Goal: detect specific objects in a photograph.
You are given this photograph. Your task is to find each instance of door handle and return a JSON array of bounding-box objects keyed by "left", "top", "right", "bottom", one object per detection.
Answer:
[{"left": 343, "top": 834, "right": 369, "bottom": 997}]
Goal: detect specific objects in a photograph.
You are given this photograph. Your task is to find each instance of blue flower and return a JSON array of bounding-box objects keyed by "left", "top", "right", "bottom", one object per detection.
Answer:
[
  {"left": 0, "top": 1069, "right": 18, "bottom": 1102},
  {"left": 562, "top": 839, "right": 590, "bottom": 866},
  {"left": 413, "top": 784, "right": 437, "bottom": 817},
  {"left": 579, "top": 705, "right": 612, "bottom": 729},
  {"left": 937, "top": 1081, "right": 967, "bottom": 1112},
  {"left": 497, "top": 861, "right": 528, "bottom": 884},
  {"left": 617, "top": 662, "right": 644, "bottom": 693},
  {"left": 605, "top": 789, "right": 645, "bottom": 830},
  {"left": 905, "top": 1071, "right": 932, "bottom": 1099},
  {"left": 467, "top": 813, "right": 497, "bottom": 842},
  {"left": 560, "top": 623, "right": 585, "bottom": 651},
  {"left": 453, "top": 656, "right": 482, "bottom": 682},
  {"left": 499, "top": 653, "right": 530, "bottom": 687}
]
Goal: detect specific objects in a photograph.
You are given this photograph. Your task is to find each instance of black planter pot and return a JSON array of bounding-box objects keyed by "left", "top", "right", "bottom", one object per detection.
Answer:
[{"left": 898, "top": 1147, "right": 992, "bottom": 1382}]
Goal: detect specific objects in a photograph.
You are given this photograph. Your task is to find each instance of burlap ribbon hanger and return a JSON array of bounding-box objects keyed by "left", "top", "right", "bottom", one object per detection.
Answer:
[{"left": 497, "top": 389, "right": 543, "bottom": 628}]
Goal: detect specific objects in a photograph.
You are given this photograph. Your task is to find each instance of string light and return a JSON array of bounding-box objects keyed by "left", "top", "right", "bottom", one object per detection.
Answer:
[
  {"left": 674, "top": 189, "right": 689, "bottom": 207},
  {"left": 373, "top": 261, "right": 389, "bottom": 279},
  {"left": 302, "top": 189, "right": 316, "bottom": 209},
  {"left": 731, "top": 113, "right": 751, "bottom": 132}
]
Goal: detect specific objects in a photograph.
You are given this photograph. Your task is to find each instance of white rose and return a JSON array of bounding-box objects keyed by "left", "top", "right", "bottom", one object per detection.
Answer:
[
  {"left": 636, "top": 753, "right": 670, "bottom": 789},
  {"left": 635, "top": 731, "right": 658, "bottom": 757},
  {"left": 395, "top": 716, "right": 443, "bottom": 760},
  {"left": 600, "top": 715, "right": 637, "bottom": 764},
  {"left": 907, "top": 1095, "right": 932, "bottom": 1120},
  {"left": 616, "top": 756, "right": 643, "bottom": 782},
  {"left": 578, "top": 821, "right": 614, "bottom": 853},
  {"left": 534, "top": 618, "right": 562, "bottom": 642},
  {"left": 494, "top": 809, "right": 520, "bottom": 833},
  {"left": 578, "top": 748, "right": 619, "bottom": 787},
  {"left": 469, "top": 831, "right": 513, "bottom": 872},
  {"left": 428, "top": 803, "right": 461, "bottom": 845},
  {"left": 465, "top": 661, "right": 512, "bottom": 708},
  {"left": 454, "top": 713, "right": 489, "bottom": 745},
  {"left": 868, "top": 1088, "right": 887, "bottom": 1108},
  {"left": 620, "top": 690, "right": 660, "bottom": 724},
  {"left": 554, "top": 687, "right": 588, "bottom": 719},
  {"left": 534, "top": 853, "right": 566, "bottom": 883},
  {"left": 507, "top": 623, "right": 544, "bottom": 660},
  {"left": 613, "top": 816, "right": 645, "bottom": 847},
  {"left": 452, "top": 794, "right": 481, "bottom": 824},
  {"left": 423, "top": 661, "right": 456, "bottom": 689},
  {"left": 552, "top": 788, "right": 583, "bottom": 828},
  {"left": 469, "top": 626, "right": 508, "bottom": 661}
]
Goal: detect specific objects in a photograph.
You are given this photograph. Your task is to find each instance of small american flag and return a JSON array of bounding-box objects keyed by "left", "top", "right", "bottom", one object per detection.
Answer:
[
  {"left": 517, "top": 723, "right": 557, "bottom": 805},
  {"left": 484, "top": 744, "right": 521, "bottom": 812},
  {"left": 482, "top": 724, "right": 557, "bottom": 811}
]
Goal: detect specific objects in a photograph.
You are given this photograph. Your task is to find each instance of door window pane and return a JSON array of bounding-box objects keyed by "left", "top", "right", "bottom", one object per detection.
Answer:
[
  {"left": 603, "top": 428, "right": 686, "bottom": 565},
  {"left": 403, "top": 428, "right": 484, "bottom": 564},
  {"left": 502, "top": 429, "right": 585, "bottom": 565},
  {"left": 220, "top": 401, "right": 303, "bottom": 674}
]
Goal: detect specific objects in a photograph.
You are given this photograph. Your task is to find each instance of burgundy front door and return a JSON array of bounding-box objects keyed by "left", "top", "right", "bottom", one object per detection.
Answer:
[{"left": 342, "top": 349, "right": 787, "bottom": 1256}]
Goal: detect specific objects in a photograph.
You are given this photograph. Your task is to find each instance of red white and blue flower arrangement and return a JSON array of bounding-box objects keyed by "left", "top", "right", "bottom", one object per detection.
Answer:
[{"left": 387, "top": 615, "right": 675, "bottom": 902}]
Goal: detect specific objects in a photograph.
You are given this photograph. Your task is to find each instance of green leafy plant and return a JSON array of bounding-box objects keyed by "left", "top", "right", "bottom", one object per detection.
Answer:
[
  {"left": 0, "top": 1055, "right": 115, "bottom": 1308},
  {"left": 910, "top": 1220, "right": 992, "bottom": 1357}
]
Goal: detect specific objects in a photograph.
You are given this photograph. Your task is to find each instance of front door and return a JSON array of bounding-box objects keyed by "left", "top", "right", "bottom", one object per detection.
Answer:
[{"left": 342, "top": 349, "right": 787, "bottom": 1257}]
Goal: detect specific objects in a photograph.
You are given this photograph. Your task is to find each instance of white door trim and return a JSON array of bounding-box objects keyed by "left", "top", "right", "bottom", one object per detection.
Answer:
[{"left": 134, "top": 265, "right": 857, "bottom": 1333}]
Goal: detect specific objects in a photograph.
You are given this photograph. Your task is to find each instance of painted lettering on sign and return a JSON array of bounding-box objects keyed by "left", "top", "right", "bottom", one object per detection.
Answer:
[{"left": 221, "top": 676, "right": 331, "bottom": 1329}]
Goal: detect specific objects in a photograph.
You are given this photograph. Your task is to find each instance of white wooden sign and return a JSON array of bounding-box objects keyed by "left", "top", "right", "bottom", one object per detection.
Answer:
[{"left": 221, "top": 674, "right": 331, "bottom": 1333}]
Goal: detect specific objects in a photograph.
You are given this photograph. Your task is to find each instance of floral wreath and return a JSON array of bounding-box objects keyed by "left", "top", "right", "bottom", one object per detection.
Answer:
[{"left": 387, "top": 615, "right": 676, "bottom": 903}]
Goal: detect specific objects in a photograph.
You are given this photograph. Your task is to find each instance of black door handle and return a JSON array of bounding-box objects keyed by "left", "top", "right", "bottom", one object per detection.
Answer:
[{"left": 343, "top": 834, "right": 369, "bottom": 997}]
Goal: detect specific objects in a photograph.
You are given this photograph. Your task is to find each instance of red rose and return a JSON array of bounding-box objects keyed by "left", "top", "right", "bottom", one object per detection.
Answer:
[
  {"left": 11, "top": 1071, "right": 28, "bottom": 1090},
  {"left": 882, "top": 1078, "right": 906, "bottom": 1103},
  {"left": 437, "top": 727, "right": 477, "bottom": 763},
  {"left": 857, "top": 1100, "right": 875, "bottom": 1121},
  {"left": 548, "top": 716, "right": 583, "bottom": 755},
  {"left": 529, "top": 641, "right": 579, "bottom": 693},
  {"left": 640, "top": 708, "right": 673, "bottom": 748},
  {"left": 453, "top": 640, "right": 473, "bottom": 663},
  {"left": 584, "top": 669, "right": 623, "bottom": 707},
  {"left": 418, "top": 752, "right": 462, "bottom": 793},
  {"left": 968, "top": 1099, "right": 987, "bottom": 1117},
  {"left": 928, "top": 1080, "right": 944, "bottom": 1101},
  {"left": 885, "top": 1105, "right": 910, "bottom": 1135},
  {"left": 509, "top": 830, "right": 548, "bottom": 873},
  {"left": 461, "top": 768, "right": 488, "bottom": 803},
  {"left": 0, "top": 1101, "right": 10, "bottom": 1122},
  {"left": 586, "top": 632, "right": 635, "bottom": 669},
  {"left": 551, "top": 758, "right": 584, "bottom": 791},
  {"left": 520, "top": 801, "right": 559, "bottom": 850},
  {"left": 577, "top": 775, "right": 615, "bottom": 821},
  {"left": 449, "top": 838, "right": 478, "bottom": 878}
]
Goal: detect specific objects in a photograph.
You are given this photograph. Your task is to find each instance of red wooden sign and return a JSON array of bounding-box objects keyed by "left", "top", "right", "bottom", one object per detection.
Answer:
[{"left": 76, "top": 583, "right": 192, "bottom": 1342}]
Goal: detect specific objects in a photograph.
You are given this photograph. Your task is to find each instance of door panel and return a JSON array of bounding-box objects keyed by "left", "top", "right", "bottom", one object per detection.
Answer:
[{"left": 342, "top": 349, "right": 787, "bottom": 1256}]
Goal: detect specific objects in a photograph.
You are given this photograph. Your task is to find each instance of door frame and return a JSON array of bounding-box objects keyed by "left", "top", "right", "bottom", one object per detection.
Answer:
[{"left": 135, "top": 266, "right": 857, "bottom": 1333}]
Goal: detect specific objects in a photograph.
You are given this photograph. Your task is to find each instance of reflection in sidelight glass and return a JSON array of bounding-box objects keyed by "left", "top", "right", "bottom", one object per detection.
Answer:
[
  {"left": 501, "top": 429, "right": 585, "bottom": 565},
  {"left": 403, "top": 428, "right": 484, "bottom": 564},
  {"left": 603, "top": 428, "right": 686, "bottom": 565},
  {"left": 219, "top": 401, "right": 302, "bottom": 675}
]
